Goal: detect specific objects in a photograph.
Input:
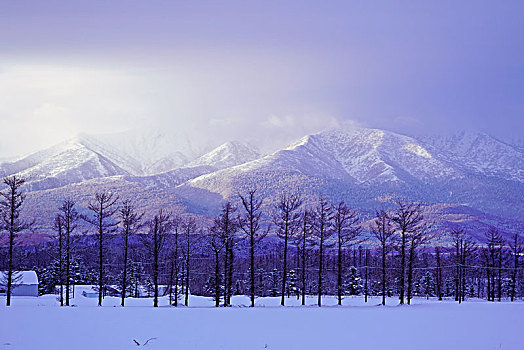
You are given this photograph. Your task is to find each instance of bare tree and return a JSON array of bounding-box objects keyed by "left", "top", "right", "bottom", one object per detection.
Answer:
[
  {"left": 182, "top": 217, "right": 197, "bottom": 306},
  {"left": 141, "top": 209, "right": 171, "bottom": 307},
  {"left": 0, "top": 176, "right": 33, "bottom": 306},
  {"left": 450, "top": 228, "right": 476, "bottom": 303},
  {"left": 296, "top": 209, "right": 313, "bottom": 305},
  {"left": 212, "top": 202, "right": 239, "bottom": 306},
  {"left": 169, "top": 215, "right": 182, "bottom": 306},
  {"left": 370, "top": 209, "right": 395, "bottom": 305},
  {"left": 208, "top": 230, "right": 224, "bottom": 307},
  {"left": 509, "top": 233, "right": 522, "bottom": 301},
  {"left": 82, "top": 191, "right": 119, "bottom": 306},
  {"left": 312, "top": 196, "right": 333, "bottom": 307},
  {"left": 435, "top": 247, "right": 443, "bottom": 301},
  {"left": 484, "top": 227, "right": 504, "bottom": 302},
  {"left": 239, "top": 189, "right": 268, "bottom": 307},
  {"left": 274, "top": 193, "right": 302, "bottom": 306},
  {"left": 53, "top": 214, "right": 65, "bottom": 306},
  {"left": 119, "top": 200, "right": 143, "bottom": 307},
  {"left": 390, "top": 201, "right": 426, "bottom": 305},
  {"left": 58, "top": 199, "right": 79, "bottom": 306},
  {"left": 406, "top": 219, "right": 432, "bottom": 305},
  {"left": 332, "top": 201, "right": 360, "bottom": 305}
]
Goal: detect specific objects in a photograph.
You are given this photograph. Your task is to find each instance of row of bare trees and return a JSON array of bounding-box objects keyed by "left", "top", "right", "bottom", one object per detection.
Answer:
[{"left": 1, "top": 175, "right": 523, "bottom": 307}]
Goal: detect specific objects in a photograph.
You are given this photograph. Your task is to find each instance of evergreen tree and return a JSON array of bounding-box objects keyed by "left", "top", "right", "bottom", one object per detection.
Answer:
[
  {"left": 286, "top": 269, "right": 299, "bottom": 298},
  {"left": 268, "top": 269, "right": 281, "bottom": 297},
  {"left": 420, "top": 271, "right": 435, "bottom": 299},
  {"left": 344, "top": 266, "right": 362, "bottom": 296},
  {"left": 0, "top": 175, "right": 33, "bottom": 306},
  {"left": 203, "top": 274, "right": 224, "bottom": 302}
]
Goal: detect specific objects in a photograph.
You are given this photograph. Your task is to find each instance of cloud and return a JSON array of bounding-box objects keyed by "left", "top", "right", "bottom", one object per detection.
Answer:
[{"left": 0, "top": 62, "right": 347, "bottom": 157}]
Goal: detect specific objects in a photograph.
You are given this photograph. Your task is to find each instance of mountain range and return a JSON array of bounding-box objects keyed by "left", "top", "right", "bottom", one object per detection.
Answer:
[{"left": 2, "top": 126, "right": 523, "bottom": 241}]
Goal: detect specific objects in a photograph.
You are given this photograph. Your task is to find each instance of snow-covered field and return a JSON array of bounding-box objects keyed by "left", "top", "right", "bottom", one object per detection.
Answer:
[{"left": 1, "top": 287, "right": 523, "bottom": 350}]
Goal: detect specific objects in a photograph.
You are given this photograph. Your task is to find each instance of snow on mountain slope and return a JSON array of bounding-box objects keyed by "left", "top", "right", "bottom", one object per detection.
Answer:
[
  {"left": 311, "top": 128, "right": 462, "bottom": 184},
  {"left": 419, "top": 131, "right": 524, "bottom": 182},
  {"left": 187, "top": 141, "right": 260, "bottom": 170},
  {"left": 186, "top": 127, "right": 464, "bottom": 197},
  {"left": 0, "top": 128, "right": 216, "bottom": 189},
  {"left": 2, "top": 126, "right": 524, "bottom": 227},
  {"left": 180, "top": 127, "right": 524, "bottom": 222},
  {"left": 1, "top": 139, "right": 129, "bottom": 192},
  {"left": 89, "top": 128, "right": 209, "bottom": 174}
]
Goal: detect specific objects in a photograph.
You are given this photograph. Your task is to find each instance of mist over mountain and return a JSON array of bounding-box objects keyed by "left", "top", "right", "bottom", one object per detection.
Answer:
[{"left": 1, "top": 126, "right": 523, "bottom": 240}]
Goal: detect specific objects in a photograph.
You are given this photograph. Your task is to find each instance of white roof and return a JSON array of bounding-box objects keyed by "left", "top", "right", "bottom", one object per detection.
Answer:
[{"left": 1, "top": 271, "right": 39, "bottom": 285}]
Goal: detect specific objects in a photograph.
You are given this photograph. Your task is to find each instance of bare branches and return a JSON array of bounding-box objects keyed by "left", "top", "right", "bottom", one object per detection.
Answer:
[
  {"left": 370, "top": 209, "right": 395, "bottom": 252},
  {"left": 119, "top": 200, "right": 143, "bottom": 307},
  {"left": 273, "top": 193, "right": 302, "bottom": 306},
  {"left": 141, "top": 209, "right": 171, "bottom": 307},
  {"left": 82, "top": 191, "right": 119, "bottom": 306},
  {"left": 238, "top": 188, "right": 268, "bottom": 307},
  {"left": 1, "top": 175, "right": 32, "bottom": 306},
  {"left": 332, "top": 201, "right": 361, "bottom": 247}
]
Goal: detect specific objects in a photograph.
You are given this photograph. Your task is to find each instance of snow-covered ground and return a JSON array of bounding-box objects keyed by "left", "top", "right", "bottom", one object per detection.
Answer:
[{"left": 1, "top": 287, "right": 523, "bottom": 350}]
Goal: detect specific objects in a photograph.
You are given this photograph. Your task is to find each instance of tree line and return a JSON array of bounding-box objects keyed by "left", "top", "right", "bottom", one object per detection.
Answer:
[{"left": 1, "top": 175, "right": 523, "bottom": 307}]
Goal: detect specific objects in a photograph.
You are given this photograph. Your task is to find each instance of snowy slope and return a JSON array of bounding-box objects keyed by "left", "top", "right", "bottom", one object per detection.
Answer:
[
  {"left": 187, "top": 141, "right": 259, "bottom": 170},
  {"left": 2, "top": 126, "right": 524, "bottom": 229},
  {"left": 2, "top": 293, "right": 523, "bottom": 350},
  {"left": 182, "top": 127, "right": 524, "bottom": 221},
  {"left": 88, "top": 128, "right": 208, "bottom": 175},
  {"left": 420, "top": 131, "right": 524, "bottom": 182},
  {"left": 185, "top": 127, "right": 464, "bottom": 195},
  {"left": 0, "top": 138, "right": 130, "bottom": 191}
]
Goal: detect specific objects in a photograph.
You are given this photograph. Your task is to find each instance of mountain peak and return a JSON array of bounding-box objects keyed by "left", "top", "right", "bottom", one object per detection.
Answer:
[{"left": 187, "top": 140, "right": 260, "bottom": 170}]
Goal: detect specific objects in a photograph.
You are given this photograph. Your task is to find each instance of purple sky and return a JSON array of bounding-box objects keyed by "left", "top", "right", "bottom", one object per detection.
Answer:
[{"left": 1, "top": 1, "right": 523, "bottom": 156}]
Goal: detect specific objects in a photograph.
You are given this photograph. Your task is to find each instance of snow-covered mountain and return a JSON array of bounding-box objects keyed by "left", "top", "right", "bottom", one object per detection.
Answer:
[
  {"left": 182, "top": 127, "right": 524, "bottom": 220},
  {"left": 85, "top": 128, "right": 209, "bottom": 175},
  {"left": 187, "top": 141, "right": 260, "bottom": 170},
  {"left": 2, "top": 126, "right": 524, "bottom": 237},
  {"left": 0, "top": 137, "right": 129, "bottom": 192},
  {"left": 0, "top": 129, "right": 226, "bottom": 190},
  {"left": 420, "top": 131, "right": 524, "bottom": 182}
]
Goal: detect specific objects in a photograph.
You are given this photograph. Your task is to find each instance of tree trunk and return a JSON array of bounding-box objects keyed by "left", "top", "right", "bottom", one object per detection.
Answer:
[
  {"left": 250, "top": 230, "right": 255, "bottom": 307},
  {"left": 511, "top": 238, "right": 519, "bottom": 302},
  {"left": 185, "top": 241, "right": 190, "bottom": 306},
  {"left": 214, "top": 251, "right": 220, "bottom": 307},
  {"left": 301, "top": 236, "right": 306, "bottom": 306},
  {"left": 98, "top": 208, "right": 103, "bottom": 307},
  {"left": 153, "top": 236, "right": 159, "bottom": 308},
  {"left": 168, "top": 259, "right": 174, "bottom": 305},
  {"left": 121, "top": 226, "right": 129, "bottom": 307},
  {"left": 281, "top": 223, "right": 289, "bottom": 306},
  {"left": 406, "top": 246, "right": 415, "bottom": 305},
  {"left": 227, "top": 244, "right": 233, "bottom": 306},
  {"left": 364, "top": 249, "right": 369, "bottom": 303},
  {"left": 435, "top": 247, "right": 442, "bottom": 301},
  {"left": 223, "top": 240, "right": 229, "bottom": 306},
  {"left": 337, "top": 238, "right": 343, "bottom": 305},
  {"left": 399, "top": 232, "right": 406, "bottom": 305},
  {"left": 381, "top": 243, "right": 387, "bottom": 305},
  {"left": 65, "top": 218, "right": 71, "bottom": 306},
  {"left": 317, "top": 236, "right": 323, "bottom": 307}
]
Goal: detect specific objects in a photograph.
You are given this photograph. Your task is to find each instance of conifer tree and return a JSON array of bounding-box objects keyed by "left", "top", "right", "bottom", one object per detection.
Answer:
[
  {"left": 274, "top": 193, "right": 302, "bottom": 306},
  {"left": 0, "top": 176, "right": 32, "bottom": 306},
  {"left": 82, "top": 191, "right": 119, "bottom": 306}
]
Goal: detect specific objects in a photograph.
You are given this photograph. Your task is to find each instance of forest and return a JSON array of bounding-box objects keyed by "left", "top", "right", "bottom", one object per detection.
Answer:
[{"left": 1, "top": 175, "right": 522, "bottom": 307}]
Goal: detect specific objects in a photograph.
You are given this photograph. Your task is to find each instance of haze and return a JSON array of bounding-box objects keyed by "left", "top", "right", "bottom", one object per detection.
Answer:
[{"left": 1, "top": 1, "right": 523, "bottom": 158}]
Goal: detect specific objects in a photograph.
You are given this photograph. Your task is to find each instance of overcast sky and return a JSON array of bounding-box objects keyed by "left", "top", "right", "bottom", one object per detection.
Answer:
[{"left": 1, "top": 1, "right": 523, "bottom": 157}]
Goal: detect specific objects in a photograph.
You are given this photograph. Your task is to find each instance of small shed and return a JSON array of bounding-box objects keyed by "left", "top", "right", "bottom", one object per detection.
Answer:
[{"left": 0, "top": 271, "right": 39, "bottom": 297}]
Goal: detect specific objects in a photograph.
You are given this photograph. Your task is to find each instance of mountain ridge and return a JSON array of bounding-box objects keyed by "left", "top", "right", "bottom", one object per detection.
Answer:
[{"left": 2, "top": 126, "right": 523, "bottom": 240}]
